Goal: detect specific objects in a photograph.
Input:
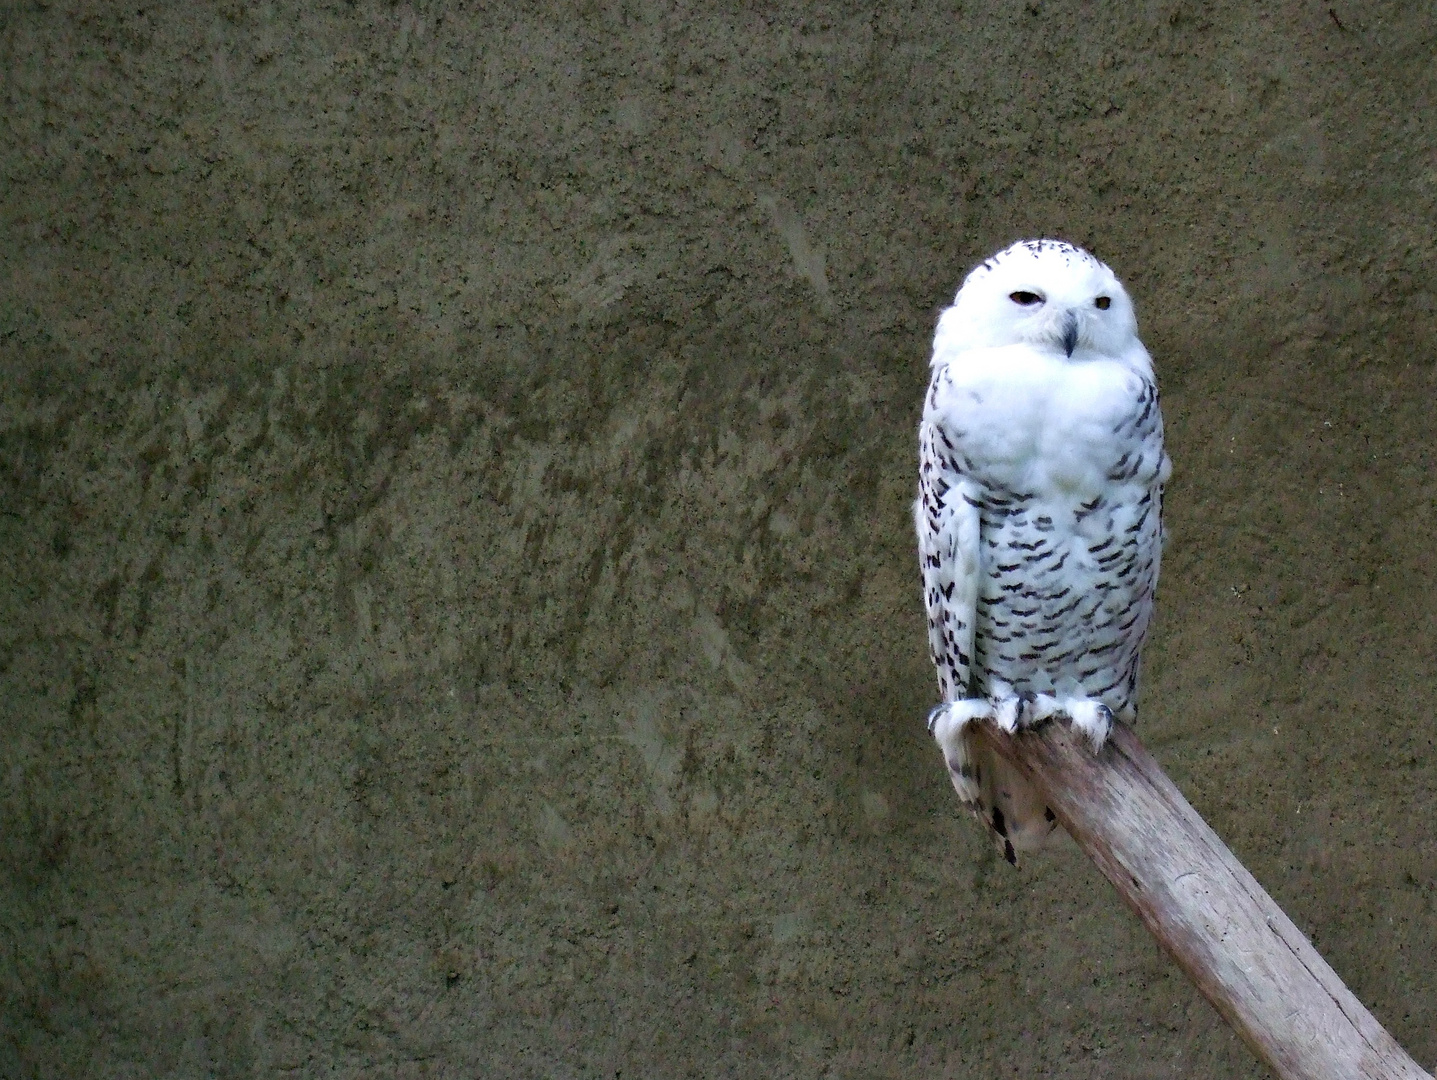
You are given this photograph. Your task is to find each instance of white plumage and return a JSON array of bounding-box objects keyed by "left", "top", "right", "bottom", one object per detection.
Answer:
[{"left": 916, "top": 239, "right": 1170, "bottom": 863}]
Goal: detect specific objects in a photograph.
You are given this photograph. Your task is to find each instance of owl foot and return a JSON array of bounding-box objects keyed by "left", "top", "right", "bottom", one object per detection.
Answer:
[
  {"left": 1026, "top": 694, "right": 1113, "bottom": 751},
  {"left": 991, "top": 695, "right": 1023, "bottom": 734},
  {"left": 927, "top": 699, "right": 996, "bottom": 804}
]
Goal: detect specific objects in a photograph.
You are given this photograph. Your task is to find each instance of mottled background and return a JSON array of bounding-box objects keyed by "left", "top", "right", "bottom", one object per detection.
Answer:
[{"left": 2, "top": 3, "right": 1435, "bottom": 1077}]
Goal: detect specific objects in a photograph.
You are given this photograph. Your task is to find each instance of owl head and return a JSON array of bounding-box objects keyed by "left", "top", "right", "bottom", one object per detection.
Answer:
[{"left": 937, "top": 239, "right": 1141, "bottom": 362}]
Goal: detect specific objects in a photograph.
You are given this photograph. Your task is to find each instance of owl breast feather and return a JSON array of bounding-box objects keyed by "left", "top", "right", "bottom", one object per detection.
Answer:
[{"left": 928, "top": 344, "right": 1152, "bottom": 499}]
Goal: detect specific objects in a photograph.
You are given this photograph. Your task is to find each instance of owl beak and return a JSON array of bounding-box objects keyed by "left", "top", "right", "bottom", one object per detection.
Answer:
[{"left": 1060, "top": 310, "right": 1079, "bottom": 357}]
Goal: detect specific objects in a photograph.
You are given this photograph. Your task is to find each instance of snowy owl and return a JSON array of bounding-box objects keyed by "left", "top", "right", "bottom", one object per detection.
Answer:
[{"left": 916, "top": 238, "right": 1170, "bottom": 863}]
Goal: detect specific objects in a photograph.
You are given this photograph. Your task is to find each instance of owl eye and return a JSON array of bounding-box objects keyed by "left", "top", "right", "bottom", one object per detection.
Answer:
[
  {"left": 1009, "top": 291, "right": 1043, "bottom": 306},
  {"left": 1094, "top": 296, "right": 1112, "bottom": 310}
]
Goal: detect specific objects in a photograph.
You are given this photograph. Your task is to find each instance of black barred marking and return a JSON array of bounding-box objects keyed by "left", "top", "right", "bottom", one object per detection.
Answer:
[{"left": 1094, "top": 673, "right": 1125, "bottom": 696}]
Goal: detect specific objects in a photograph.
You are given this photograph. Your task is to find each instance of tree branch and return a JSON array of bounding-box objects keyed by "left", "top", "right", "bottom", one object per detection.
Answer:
[{"left": 968, "top": 719, "right": 1431, "bottom": 1080}]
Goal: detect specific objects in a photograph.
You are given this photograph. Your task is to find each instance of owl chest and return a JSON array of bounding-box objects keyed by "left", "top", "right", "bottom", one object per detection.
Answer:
[
  {"left": 928, "top": 365, "right": 1144, "bottom": 500},
  {"left": 970, "top": 490, "right": 1155, "bottom": 693},
  {"left": 978, "top": 503, "right": 1129, "bottom": 609}
]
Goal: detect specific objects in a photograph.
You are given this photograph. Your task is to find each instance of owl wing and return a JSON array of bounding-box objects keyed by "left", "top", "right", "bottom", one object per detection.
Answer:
[{"left": 915, "top": 414, "right": 981, "bottom": 706}]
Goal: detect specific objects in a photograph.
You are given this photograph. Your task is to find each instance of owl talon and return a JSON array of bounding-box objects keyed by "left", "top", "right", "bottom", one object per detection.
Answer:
[
  {"left": 992, "top": 696, "right": 1022, "bottom": 734},
  {"left": 928, "top": 699, "right": 997, "bottom": 805},
  {"left": 1014, "top": 691, "right": 1041, "bottom": 728},
  {"left": 925, "top": 703, "right": 947, "bottom": 734},
  {"left": 1066, "top": 701, "right": 1114, "bottom": 751},
  {"left": 1025, "top": 694, "right": 1113, "bottom": 750},
  {"left": 927, "top": 699, "right": 996, "bottom": 743}
]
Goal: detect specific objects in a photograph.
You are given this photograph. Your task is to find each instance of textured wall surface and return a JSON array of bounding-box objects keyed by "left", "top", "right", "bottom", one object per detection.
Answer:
[{"left": 3, "top": 3, "right": 1435, "bottom": 1077}]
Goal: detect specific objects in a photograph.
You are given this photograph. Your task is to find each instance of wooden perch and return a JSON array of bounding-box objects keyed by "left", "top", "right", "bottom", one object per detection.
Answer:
[{"left": 968, "top": 719, "right": 1431, "bottom": 1080}]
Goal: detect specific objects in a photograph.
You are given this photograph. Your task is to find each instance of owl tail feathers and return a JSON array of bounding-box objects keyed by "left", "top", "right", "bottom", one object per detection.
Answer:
[
  {"left": 930, "top": 702, "right": 1061, "bottom": 865},
  {"left": 975, "top": 747, "right": 1060, "bottom": 865}
]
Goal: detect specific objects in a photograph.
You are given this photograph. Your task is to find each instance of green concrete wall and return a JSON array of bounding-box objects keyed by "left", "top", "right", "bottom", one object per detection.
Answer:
[{"left": 2, "top": 3, "right": 1434, "bottom": 1076}]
